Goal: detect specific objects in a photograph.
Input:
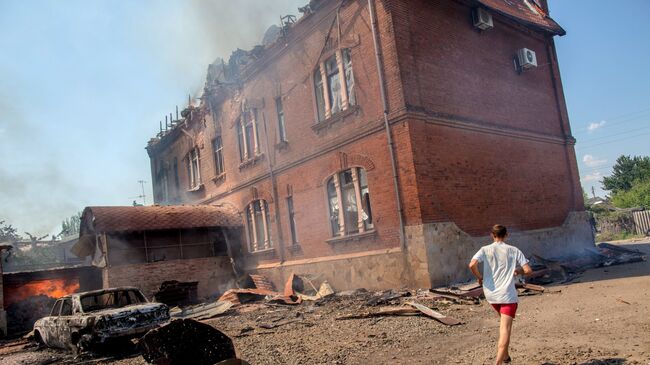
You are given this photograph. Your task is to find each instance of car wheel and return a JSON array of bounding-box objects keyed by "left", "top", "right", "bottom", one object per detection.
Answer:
[{"left": 34, "top": 331, "right": 45, "bottom": 347}]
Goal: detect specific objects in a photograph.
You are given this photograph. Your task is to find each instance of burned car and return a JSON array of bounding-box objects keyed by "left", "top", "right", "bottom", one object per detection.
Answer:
[{"left": 33, "top": 287, "right": 169, "bottom": 352}]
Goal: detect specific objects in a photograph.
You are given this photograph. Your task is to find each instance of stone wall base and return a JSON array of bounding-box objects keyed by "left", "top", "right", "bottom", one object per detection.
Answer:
[
  {"left": 253, "top": 211, "right": 593, "bottom": 292},
  {"left": 407, "top": 211, "right": 595, "bottom": 287}
]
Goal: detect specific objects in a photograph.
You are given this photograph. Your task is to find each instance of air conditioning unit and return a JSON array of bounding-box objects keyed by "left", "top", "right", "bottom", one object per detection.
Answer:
[
  {"left": 517, "top": 48, "right": 538, "bottom": 69},
  {"left": 473, "top": 8, "right": 493, "bottom": 30}
]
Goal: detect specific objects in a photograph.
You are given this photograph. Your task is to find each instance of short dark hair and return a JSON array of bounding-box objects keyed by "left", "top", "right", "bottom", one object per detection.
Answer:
[{"left": 491, "top": 225, "right": 507, "bottom": 238}]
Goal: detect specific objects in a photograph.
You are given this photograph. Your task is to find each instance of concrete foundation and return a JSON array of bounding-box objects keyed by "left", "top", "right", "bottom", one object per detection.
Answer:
[
  {"left": 407, "top": 211, "right": 595, "bottom": 287},
  {"left": 251, "top": 211, "right": 593, "bottom": 291}
]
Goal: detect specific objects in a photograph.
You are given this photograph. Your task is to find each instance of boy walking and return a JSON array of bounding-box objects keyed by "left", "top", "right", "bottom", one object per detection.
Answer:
[{"left": 468, "top": 225, "right": 532, "bottom": 365}]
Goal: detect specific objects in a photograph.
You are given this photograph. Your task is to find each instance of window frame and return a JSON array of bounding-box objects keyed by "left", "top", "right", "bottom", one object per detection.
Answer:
[
  {"left": 186, "top": 148, "right": 201, "bottom": 190},
  {"left": 325, "top": 167, "right": 373, "bottom": 237},
  {"left": 237, "top": 108, "right": 261, "bottom": 162},
  {"left": 287, "top": 196, "right": 298, "bottom": 245},
  {"left": 275, "top": 97, "right": 287, "bottom": 143},
  {"left": 245, "top": 199, "right": 272, "bottom": 252},
  {"left": 313, "top": 48, "right": 356, "bottom": 123},
  {"left": 213, "top": 136, "right": 225, "bottom": 177}
]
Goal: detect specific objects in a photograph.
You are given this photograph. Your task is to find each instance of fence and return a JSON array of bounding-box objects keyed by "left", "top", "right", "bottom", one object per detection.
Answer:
[{"left": 633, "top": 210, "right": 650, "bottom": 236}]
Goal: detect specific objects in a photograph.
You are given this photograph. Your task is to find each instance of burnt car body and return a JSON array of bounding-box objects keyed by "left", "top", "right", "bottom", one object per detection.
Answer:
[{"left": 33, "top": 287, "right": 169, "bottom": 352}]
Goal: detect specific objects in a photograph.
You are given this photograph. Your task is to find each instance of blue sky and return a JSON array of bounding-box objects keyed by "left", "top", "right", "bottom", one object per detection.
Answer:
[
  {"left": 0, "top": 0, "right": 648, "bottom": 235},
  {"left": 549, "top": 0, "right": 650, "bottom": 199}
]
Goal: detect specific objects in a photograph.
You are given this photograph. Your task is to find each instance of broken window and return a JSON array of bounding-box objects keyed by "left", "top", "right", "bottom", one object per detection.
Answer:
[
  {"left": 60, "top": 299, "right": 72, "bottom": 316},
  {"left": 245, "top": 199, "right": 271, "bottom": 252},
  {"left": 238, "top": 108, "right": 260, "bottom": 162},
  {"left": 276, "top": 97, "right": 287, "bottom": 143},
  {"left": 173, "top": 158, "right": 180, "bottom": 197},
  {"left": 326, "top": 167, "right": 373, "bottom": 237},
  {"left": 314, "top": 48, "right": 356, "bottom": 122},
  {"left": 186, "top": 148, "right": 201, "bottom": 189},
  {"left": 326, "top": 55, "right": 342, "bottom": 115},
  {"left": 314, "top": 69, "right": 326, "bottom": 122},
  {"left": 213, "top": 136, "right": 225, "bottom": 176},
  {"left": 343, "top": 48, "right": 356, "bottom": 106},
  {"left": 287, "top": 196, "right": 298, "bottom": 245},
  {"left": 50, "top": 300, "right": 62, "bottom": 316}
]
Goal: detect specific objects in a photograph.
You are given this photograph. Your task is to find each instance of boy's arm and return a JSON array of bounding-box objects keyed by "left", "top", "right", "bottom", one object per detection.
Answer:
[
  {"left": 514, "top": 263, "right": 533, "bottom": 276},
  {"left": 468, "top": 259, "right": 483, "bottom": 286}
]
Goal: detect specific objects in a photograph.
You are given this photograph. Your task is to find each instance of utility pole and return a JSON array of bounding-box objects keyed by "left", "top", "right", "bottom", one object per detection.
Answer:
[
  {"left": 591, "top": 186, "right": 596, "bottom": 199},
  {"left": 138, "top": 180, "right": 148, "bottom": 205}
]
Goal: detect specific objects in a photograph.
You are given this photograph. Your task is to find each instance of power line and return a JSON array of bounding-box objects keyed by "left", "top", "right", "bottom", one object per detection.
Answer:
[
  {"left": 579, "top": 122, "right": 650, "bottom": 143},
  {"left": 577, "top": 130, "right": 650, "bottom": 149}
]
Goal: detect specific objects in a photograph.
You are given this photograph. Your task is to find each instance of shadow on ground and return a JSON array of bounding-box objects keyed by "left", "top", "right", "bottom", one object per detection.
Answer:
[{"left": 542, "top": 358, "right": 627, "bottom": 365}]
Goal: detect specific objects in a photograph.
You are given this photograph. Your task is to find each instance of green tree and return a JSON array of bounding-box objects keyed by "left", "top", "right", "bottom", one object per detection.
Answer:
[
  {"left": 0, "top": 220, "right": 22, "bottom": 243},
  {"left": 601, "top": 155, "right": 650, "bottom": 194},
  {"left": 59, "top": 212, "right": 82, "bottom": 237},
  {"left": 611, "top": 179, "right": 650, "bottom": 208}
]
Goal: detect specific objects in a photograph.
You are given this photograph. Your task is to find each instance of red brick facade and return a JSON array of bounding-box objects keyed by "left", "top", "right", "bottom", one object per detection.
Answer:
[{"left": 146, "top": 0, "right": 585, "bottom": 287}]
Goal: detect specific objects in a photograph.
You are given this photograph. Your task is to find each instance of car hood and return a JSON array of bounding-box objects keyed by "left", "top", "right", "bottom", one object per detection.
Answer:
[{"left": 87, "top": 303, "right": 166, "bottom": 319}]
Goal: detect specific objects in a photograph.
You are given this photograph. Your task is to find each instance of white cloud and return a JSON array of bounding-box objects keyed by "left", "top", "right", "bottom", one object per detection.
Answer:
[
  {"left": 587, "top": 120, "right": 606, "bottom": 132},
  {"left": 582, "top": 172, "right": 603, "bottom": 182},
  {"left": 582, "top": 154, "right": 608, "bottom": 168}
]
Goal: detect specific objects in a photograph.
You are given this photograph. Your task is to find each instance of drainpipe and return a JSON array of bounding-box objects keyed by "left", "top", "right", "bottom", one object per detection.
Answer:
[
  {"left": 367, "top": 0, "right": 406, "bottom": 251},
  {"left": 261, "top": 111, "right": 286, "bottom": 263}
]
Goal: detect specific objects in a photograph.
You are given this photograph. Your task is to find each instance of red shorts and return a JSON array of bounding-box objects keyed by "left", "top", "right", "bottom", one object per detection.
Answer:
[{"left": 491, "top": 303, "right": 518, "bottom": 318}]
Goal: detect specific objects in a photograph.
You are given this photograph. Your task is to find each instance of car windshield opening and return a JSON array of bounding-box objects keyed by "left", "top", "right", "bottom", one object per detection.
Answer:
[{"left": 80, "top": 290, "right": 146, "bottom": 312}]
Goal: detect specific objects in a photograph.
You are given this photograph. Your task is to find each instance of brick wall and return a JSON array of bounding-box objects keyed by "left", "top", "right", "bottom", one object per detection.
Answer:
[
  {"left": 104, "top": 256, "right": 234, "bottom": 300},
  {"left": 145, "top": 0, "right": 585, "bottom": 274}
]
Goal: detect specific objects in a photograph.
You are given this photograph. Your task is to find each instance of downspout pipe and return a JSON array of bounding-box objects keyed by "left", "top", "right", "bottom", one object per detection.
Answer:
[
  {"left": 261, "top": 111, "right": 286, "bottom": 263},
  {"left": 367, "top": 0, "right": 406, "bottom": 251}
]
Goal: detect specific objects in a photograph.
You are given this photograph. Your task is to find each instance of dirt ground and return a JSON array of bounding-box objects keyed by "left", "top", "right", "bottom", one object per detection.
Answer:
[{"left": 2, "top": 239, "right": 649, "bottom": 365}]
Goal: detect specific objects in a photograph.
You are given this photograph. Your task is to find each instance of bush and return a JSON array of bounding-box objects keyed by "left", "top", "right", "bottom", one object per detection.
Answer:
[{"left": 611, "top": 179, "right": 650, "bottom": 208}]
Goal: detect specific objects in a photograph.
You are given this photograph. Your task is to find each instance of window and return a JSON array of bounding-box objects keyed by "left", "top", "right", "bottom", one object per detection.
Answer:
[
  {"left": 314, "top": 48, "right": 356, "bottom": 122},
  {"left": 287, "top": 196, "right": 298, "bottom": 245},
  {"left": 342, "top": 48, "right": 356, "bottom": 106},
  {"left": 245, "top": 199, "right": 271, "bottom": 252},
  {"left": 326, "top": 167, "right": 373, "bottom": 237},
  {"left": 276, "top": 97, "right": 287, "bottom": 143},
  {"left": 325, "top": 55, "right": 342, "bottom": 115},
  {"left": 173, "top": 158, "right": 180, "bottom": 194},
  {"left": 51, "top": 300, "right": 62, "bottom": 316},
  {"left": 238, "top": 108, "right": 260, "bottom": 162},
  {"left": 314, "top": 68, "right": 326, "bottom": 122},
  {"left": 213, "top": 136, "right": 225, "bottom": 176},
  {"left": 187, "top": 148, "right": 201, "bottom": 189},
  {"left": 60, "top": 299, "right": 72, "bottom": 316}
]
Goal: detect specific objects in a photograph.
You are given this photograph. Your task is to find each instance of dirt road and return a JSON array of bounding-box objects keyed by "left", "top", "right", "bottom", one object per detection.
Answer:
[{"left": 2, "top": 240, "right": 649, "bottom": 365}]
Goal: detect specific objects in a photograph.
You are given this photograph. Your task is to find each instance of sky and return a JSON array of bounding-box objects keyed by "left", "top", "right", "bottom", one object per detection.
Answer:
[
  {"left": 549, "top": 0, "right": 650, "bottom": 199},
  {"left": 0, "top": 0, "right": 649, "bottom": 236}
]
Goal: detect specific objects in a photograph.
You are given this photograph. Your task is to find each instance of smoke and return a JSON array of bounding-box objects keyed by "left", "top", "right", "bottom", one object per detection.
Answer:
[
  {"left": 0, "top": 93, "right": 81, "bottom": 236},
  {"left": 131, "top": 0, "right": 306, "bottom": 99},
  {"left": 0, "top": 0, "right": 305, "bottom": 237}
]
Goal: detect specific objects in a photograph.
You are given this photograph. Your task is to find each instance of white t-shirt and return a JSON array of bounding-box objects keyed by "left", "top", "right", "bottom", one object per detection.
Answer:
[{"left": 471, "top": 242, "right": 529, "bottom": 304}]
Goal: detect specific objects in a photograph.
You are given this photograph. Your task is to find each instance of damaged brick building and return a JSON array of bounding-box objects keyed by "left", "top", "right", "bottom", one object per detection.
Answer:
[{"left": 143, "top": 0, "right": 591, "bottom": 292}]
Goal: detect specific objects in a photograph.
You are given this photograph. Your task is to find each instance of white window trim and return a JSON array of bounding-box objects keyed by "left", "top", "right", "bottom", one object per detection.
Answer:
[{"left": 314, "top": 48, "right": 355, "bottom": 123}]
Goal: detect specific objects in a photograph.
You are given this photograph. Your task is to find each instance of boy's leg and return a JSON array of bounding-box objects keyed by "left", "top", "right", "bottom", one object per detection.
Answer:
[{"left": 494, "top": 313, "right": 513, "bottom": 365}]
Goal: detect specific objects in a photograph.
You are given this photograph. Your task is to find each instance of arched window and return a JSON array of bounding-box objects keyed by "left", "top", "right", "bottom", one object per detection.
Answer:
[
  {"left": 327, "top": 167, "right": 373, "bottom": 237},
  {"left": 245, "top": 199, "right": 271, "bottom": 252}
]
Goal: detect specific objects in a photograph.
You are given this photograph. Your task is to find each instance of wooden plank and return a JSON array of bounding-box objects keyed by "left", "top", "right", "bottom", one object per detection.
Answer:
[{"left": 407, "top": 302, "right": 462, "bottom": 326}]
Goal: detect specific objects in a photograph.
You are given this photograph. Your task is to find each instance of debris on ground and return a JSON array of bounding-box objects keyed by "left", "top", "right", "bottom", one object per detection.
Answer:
[
  {"left": 139, "top": 319, "right": 239, "bottom": 365},
  {"left": 529, "top": 242, "right": 647, "bottom": 284}
]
